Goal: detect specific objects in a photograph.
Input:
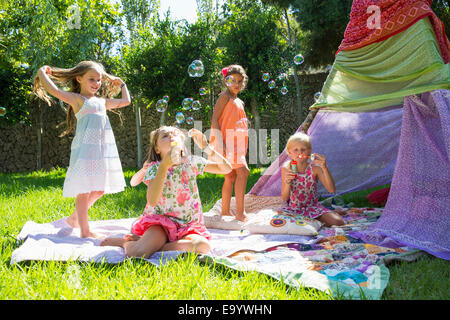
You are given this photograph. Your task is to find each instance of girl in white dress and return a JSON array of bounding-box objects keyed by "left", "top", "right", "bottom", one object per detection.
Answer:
[{"left": 34, "top": 61, "right": 131, "bottom": 238}]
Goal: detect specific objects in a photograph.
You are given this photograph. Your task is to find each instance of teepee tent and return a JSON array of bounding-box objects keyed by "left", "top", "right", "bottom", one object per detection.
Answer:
[{"left": 249, "top": 0, "right": 450, "bottom": 259}]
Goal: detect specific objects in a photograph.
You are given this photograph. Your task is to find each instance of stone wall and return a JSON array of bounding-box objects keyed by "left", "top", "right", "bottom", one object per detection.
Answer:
[{"left": 0, "top": 72, "right": 328, "bottom": 173}]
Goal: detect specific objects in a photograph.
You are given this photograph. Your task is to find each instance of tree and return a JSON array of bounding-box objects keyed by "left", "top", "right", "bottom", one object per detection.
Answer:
[
  {"left": 260, "top": 0, "right": 304, "bottom": 123},
  {"left": 218, "top": 0, "right": 292, "bottom": 164},
  {"left": 290, "top": 0, "right": 353, "bottom": 67}
]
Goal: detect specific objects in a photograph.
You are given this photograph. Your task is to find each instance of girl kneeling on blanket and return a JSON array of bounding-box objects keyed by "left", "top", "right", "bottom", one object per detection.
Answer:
[
  {"left": 280, "top": 132, "right": 344, "bottom": 227},
  {"left": 101, "top": 127, "right": 232, "bottom": 258}
]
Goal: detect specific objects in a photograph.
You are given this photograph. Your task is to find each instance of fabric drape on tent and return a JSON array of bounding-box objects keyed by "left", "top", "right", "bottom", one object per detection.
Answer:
[
  {"left": 337, "top": 0, "right": 450, "bottom": 64},
  {"left": 312, "top": 18, "right": 449, "bottom": 112},
  {"left": 249, "top": 106, "right": 403, "bottom": 197},
  {"left": 351, "top": 90, "right": 450, "bottom": 260}
]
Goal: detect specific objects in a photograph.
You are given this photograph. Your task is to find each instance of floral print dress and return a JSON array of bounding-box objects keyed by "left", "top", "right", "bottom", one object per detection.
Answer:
[
  {"left": 281, "top": 163, "right": 329, "bottom": 219},
  {"left": 131, "top": 155, "right": 211, "bottom": 241}
]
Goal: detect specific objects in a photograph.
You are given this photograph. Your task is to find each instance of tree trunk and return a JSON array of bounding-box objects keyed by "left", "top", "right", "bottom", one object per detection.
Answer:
[
  {"left": 250, "top": 97, "right": 261, "bottom": 167},
  {"left": 284, "top": 8, "right": 303, "bottom": 124},
  {"left": 135, "top": 102, "right": 143, "bottom": 168},
  {"left": 36, "top": 100, "right": 43, "bottom": 170}
]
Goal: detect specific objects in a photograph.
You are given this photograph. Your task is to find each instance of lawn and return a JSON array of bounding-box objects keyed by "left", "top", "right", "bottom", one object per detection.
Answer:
[{"left": 0, "top": 167, "right": 448, "bottom": 300}]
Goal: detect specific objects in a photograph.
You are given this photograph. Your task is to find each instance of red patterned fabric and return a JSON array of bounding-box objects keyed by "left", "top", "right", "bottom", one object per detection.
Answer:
[{"left": 337, "top": 0, "right": 450, "bottom": 63}]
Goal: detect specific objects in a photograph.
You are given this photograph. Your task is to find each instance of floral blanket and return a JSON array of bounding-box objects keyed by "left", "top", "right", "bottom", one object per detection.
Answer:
[{"left": 202, "top": 208, "right": 424, "bottom": 300}]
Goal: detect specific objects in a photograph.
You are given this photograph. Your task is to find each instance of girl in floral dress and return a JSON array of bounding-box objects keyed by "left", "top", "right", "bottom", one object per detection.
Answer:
[
  {"left": 101, "top": 126, "right": 232, "bottom": 258},
  {"left": 280, "top": 132, "right": 344, "bottom": 227}
]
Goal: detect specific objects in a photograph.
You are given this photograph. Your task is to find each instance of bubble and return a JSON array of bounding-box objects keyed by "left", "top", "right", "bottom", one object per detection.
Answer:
[
  {"left": 186, "top": 116, "right": 194, "bottom": 125},
  {"left": 314, "top": 92, "right": 326, "bottom": 103},
  {"left": 0, "top": 106, "right": 6, "bottom": 116},
  {"left": 262, "top": 73, "right": 270, "bottom": 82},
  {"left": 278, "top": 72, "right": 288, "bottom": 81},
  {"left": 281, "top": 86, "right": 288, "bottom": 95},
  {"left": 188, "top": 60, "right": 204, "bottom": 77},
  {"left": 225, "top": 75, "right": 234, "bottom": 87},
  {"left": 182, "top": 98, "right": 193, "bottom": 111},
  {"left": 163, "top": 95, "right": 169, "bottom": 102},
  {"left": 294, "top": 54, "right": 304, "bottom": 65},
  {"left": 175, "top": 112, "right": 185, "bottom": 124},
  {"left": 199, "top": 87, "right": 207, "bottom": 95},
  {"left": 268, "top": 80, "right": 276, "bottom": 89},
  {"left": 155, "top": 99, "right": 168, "bottom": 112},
  {"left": 191, "top": 100, "right": 201, "bottom": 111}
]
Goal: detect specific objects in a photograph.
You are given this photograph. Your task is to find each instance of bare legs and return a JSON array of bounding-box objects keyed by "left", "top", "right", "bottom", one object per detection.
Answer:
[
  {"left": 221, "top": 166, "right": 249, "bottom": 222},
  {"left": 66, "top": 191, "right": 105, "bottom": 238},
  {"left": 100, "top": 226, "right": 211, "bottom": 259}
]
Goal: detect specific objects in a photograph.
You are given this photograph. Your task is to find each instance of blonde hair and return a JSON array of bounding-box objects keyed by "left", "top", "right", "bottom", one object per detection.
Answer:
[
  {"left": 33, "top": 61, "right": 122, "bottom": 136},
  {"left": 223, "top": 64, "right": 248, "bottom": 89},
  {"left": 147, "top": 126, "right": 187, "bottom": 162},
  {"left": 286, "top": 132, "right": 312, "bottom": 150}
]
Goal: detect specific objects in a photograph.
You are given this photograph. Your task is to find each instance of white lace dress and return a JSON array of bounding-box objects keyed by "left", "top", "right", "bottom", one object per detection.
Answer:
[{"left": 63, "top": 96, "right": 126, "bottom": 197}]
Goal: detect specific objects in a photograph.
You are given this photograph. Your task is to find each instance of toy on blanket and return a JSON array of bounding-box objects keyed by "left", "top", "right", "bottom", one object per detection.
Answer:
[{"left": 243, "top": 209, "right": 323, "bottom": 236}]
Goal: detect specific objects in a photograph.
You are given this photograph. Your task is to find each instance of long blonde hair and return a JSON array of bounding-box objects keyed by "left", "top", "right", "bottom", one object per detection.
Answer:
[{"left": 33, "top": 61, "right": 122, "bottom": 136}]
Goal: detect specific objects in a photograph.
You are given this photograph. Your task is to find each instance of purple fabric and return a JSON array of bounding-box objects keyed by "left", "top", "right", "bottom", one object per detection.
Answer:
[
  {"left": 351, "top": 90, "right": 450, "bottom": 260},
  {"left": 249, "top": 106, "right": 403, "bottom": 197}
]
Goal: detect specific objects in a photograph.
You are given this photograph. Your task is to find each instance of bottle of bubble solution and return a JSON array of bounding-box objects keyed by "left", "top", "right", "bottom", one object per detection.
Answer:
[{"left": 290, "top": 160, "right": 297, "bottom": 184}]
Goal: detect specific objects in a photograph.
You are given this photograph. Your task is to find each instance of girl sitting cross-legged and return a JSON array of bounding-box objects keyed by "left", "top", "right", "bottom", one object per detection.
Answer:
[{"left": 100, "top": 126, "right": 232, "bottom": 258}]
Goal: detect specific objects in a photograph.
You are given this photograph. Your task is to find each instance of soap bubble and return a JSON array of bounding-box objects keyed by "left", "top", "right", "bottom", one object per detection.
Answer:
[
  {"left": 277, "top": 72, "right": 288, "bottom": 81},
  {"left": 262, "top": 73, "right": 270, "bottom": 82},
  {"left": 225, "top": 75, "right": 234, "bottom": 86},
  {"left": 191, "top": 100, "right": 201, "bottom": 111},
  {"left": 186, "top": 116, "right": 194, "bottom": 125},
  {"left": 175, "top": 112, "right": 185, "bottom": 124},
  {"left": 281, "top": 86, "right": 288, "bottom": 95},
  {"left": 268, "top": 80, "right": 276, "bottom": 89},
  {"left": 163, "top": 95, "right": 169, "bottom": 102},
  {"left": 182, "top": 98, "right": 193, "bottom": 111},
  {"left": 155, "top": 99, "right": 168, "bottom": 112},
  {"left": 0, "top": 106, "right": 6, "bottom": 116},
  {"left": 314, "top": 92, "right": 326, "bottom": 103},
  {"left": 199, "top": 87, "right": 207, "bottom": 95},
  {"left": 294, "top": 54, "right": 304, "bottom": 65},
  {"left": 188, "top": 60, "right": 204, "bottom": 77}
]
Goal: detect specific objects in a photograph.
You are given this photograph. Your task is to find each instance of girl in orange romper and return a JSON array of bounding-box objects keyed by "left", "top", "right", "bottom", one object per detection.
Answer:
[{"left": 210, "top": 65, "right": 249, "bottom": 222}]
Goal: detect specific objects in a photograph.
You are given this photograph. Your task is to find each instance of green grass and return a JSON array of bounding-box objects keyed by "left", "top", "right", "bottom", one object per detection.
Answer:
[{"left": 0, "top": 167, "right": 448, "bottom": 300}]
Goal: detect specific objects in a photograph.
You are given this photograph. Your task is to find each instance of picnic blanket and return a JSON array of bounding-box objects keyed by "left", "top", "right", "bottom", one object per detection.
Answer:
[{"left": 11, "top": 207, "right": 424, "bottom": 300}]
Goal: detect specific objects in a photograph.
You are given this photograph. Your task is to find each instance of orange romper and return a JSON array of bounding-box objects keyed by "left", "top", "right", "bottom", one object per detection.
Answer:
[{"left": 210, "top": 95, "right": 248, "bottom": 169}]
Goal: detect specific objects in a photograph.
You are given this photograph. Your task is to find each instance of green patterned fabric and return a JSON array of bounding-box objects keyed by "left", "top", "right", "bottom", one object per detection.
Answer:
[{"left": 311, "top": 18, "right": 450, "bottom": 112}]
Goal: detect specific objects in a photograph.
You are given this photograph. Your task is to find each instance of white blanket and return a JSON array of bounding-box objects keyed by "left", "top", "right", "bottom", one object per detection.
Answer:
[{"left": 11, "top": 218, "right": 316, "bottom": 266}]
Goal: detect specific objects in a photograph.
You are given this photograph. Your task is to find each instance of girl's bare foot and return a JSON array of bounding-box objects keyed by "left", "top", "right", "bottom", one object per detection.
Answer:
[
  {"left": 80, "top": 230, "right": 106, "bottom": 240},
  {"left": 100, "top": 236, "right": 127, "bottom": 247},
  {"left": 124, "top": 233, "right": 141, "bottom": 241},
  {"left": 235, "top": 212, "right": 248, "bottom": 222},
  {"left": 66, "top": 212, "right": 79, "bottom": 228},
  {"left": 220, "top": 212, "right": 233, "bottom": 217}
]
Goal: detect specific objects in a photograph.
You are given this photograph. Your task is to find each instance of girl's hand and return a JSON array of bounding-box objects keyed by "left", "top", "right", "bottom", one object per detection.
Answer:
[
  {"left": 110, "top": 76, "right": 125, "bottom": 87},
  {"left": 40, "top": 66, "right": 52, "bottom": 75},
  {"left": 281, "top": 166, "right": 296, "bottom": 185},
  {"left": 313, "top": 153, "right": 327, "bottom": 168},
  {"left": 189, "top": 128, "right": 208, "bottom": 150},
  {"left": 142, "top": 160, "right": 150, "bottom": 171},
  {"left": 161, "top": 142, "right": 183, "bottom": 168}
]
